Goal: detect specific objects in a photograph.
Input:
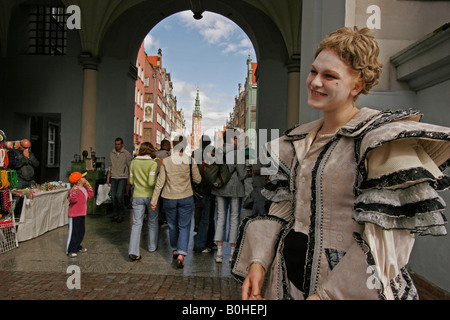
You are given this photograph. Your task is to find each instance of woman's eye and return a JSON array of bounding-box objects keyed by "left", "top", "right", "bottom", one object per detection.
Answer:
[{"left": 310, "top": 70, "right": 317, "bottom": 74}]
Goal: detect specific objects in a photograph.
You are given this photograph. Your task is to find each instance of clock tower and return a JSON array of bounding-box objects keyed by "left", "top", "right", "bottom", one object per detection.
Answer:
[{"left": 192, "top": 88, "right": 202, "bottom": 151}]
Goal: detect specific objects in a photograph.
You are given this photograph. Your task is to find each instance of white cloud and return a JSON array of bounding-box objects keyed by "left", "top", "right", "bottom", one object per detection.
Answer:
[
  {"left": 144, "top": 34, "right": 160, "bottom": 55},
  {"left": 221, "top": 37, "right": 254, "bottom": 56},
  {"left": 178, "top": 11, "right": 237, "bottom": 45}
]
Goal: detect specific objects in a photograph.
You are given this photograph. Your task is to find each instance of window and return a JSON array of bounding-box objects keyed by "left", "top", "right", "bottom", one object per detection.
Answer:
[
  {"left": 47, "top": 125, "right": 56, "bottom": 166},
  {"left": 157, "top": 130, "right": 162, "bottom": 145},
  {"left": 144, "top": 77, "right": 149, "bottom": 87},
  {"left": 157, "top": 96, "right": 162, "bottom": 108},
  {"left": 29, "top": 6, "right": 68, "bottom": 55}
]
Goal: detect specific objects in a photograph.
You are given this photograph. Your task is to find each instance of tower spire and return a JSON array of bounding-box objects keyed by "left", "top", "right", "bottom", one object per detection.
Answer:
[
  {"left": 193, "top": 88, "right": 202, "bottom": 116},
  {"left": 192, "top": 88, "right": 202, "bottom": 151}
]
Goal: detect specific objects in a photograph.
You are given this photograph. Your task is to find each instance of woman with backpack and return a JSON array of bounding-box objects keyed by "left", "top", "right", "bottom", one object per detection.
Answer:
[{"left": 212, "top": 128, "right": 247, "bottom": 263}]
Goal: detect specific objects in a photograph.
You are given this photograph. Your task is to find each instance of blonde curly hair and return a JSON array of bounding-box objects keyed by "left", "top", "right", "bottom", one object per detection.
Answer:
[{"left": 315, "top": 26, "right": 383, "bottom": 96}]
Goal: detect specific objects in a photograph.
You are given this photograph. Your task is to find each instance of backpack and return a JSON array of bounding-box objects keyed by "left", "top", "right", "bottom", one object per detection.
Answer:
[{"left": 202, "top": 162, "right": 232, "bottom": 188}]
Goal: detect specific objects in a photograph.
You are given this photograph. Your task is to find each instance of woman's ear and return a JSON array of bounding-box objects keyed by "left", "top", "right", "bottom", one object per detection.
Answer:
[{"left": 351, "top": 76, "right": 365, "bottom": 97}]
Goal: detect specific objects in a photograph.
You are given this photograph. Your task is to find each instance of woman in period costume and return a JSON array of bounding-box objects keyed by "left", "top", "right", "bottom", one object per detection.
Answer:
[{"left": 231, "top": 26, "right": 450, "bottom": 300}]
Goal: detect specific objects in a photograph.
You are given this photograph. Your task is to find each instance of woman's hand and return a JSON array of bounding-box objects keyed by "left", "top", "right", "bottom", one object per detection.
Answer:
[
  {"left": 306, "top": 293, "right": 321, "bottom": 300},
  {"left": 151, "top": 203, "right": 157, "bottom": 211},
  {"left": 242, "top": 263, "right": 266, "bottom": 300}
]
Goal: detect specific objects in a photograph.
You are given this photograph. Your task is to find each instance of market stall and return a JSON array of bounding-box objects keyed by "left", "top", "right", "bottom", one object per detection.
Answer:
[
  {"left": 1, "top": 130, "right": 19, "bottom": 253},
  {"left": 12, "top": 184, "right": 69, "bottom": 242},
  {"left": 1, "top": 130, "right": 71, "bottom": 246}
]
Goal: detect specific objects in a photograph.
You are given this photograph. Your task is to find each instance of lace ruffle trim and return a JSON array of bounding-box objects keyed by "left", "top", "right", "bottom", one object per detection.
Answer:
[
  {"left": 355, "top": 178, "right": 448, "bottom": 236},
  {"left": 358, "top": 167, "right": 450, "bottom": 192}
]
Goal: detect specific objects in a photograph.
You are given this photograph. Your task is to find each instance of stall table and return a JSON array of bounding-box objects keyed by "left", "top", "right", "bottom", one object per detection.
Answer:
[{"left": 13, "top": 188, "right": 69, "bottom": 242}]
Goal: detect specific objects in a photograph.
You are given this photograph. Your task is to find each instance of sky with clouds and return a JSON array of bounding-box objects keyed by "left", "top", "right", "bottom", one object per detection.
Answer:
[{"left": 143, "top": 11, "right": 256, "bottom": 139}]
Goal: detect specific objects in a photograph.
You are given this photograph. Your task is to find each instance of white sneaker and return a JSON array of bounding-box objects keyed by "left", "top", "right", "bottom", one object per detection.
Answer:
[
  {"left": 215, "top": 255, "right": 223, "bottom": 263},
  {"left": 201, "top": 248, "right": 211, "bottom": 253}
]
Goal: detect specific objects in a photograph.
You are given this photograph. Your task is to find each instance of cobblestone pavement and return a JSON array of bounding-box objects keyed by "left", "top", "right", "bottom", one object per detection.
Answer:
[
  {"left": 2, "top": 207, "right": 446, "bottom": 303},
  {"left": 0, "top": 208, "right": 251, "bottom": 301},
  {"left": 0, "top": 271, "right": 241, "bottom": 300}
]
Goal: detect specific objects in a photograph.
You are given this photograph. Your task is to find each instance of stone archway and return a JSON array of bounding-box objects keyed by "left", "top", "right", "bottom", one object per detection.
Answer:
[{"left": 95, "top": 0, "right": 292, "bottom": 151}]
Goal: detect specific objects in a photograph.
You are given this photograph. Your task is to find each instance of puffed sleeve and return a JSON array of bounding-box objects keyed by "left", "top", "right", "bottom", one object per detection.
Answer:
[
  {"left": 354, "top": 139, "right": 448, "bottom": 236},
  {"left": 232, "top": 135, "right": 294, "bottom": 282},
  {"left": 231, "top": 201, "right": 290, "bottom": 281},
  {"left": 334, "top": 138, "right": 449, "bottom": 299}
]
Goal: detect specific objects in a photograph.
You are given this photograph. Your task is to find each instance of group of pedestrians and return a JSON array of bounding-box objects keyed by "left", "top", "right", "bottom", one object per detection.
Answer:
[{"left": 103, "top": 130, "right": 261, "bottom": 269}]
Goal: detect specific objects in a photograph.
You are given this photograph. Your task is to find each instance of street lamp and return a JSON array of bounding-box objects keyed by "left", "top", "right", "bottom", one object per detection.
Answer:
[{"left": 190, "top": 0, "right": 204, "bottom": 20}]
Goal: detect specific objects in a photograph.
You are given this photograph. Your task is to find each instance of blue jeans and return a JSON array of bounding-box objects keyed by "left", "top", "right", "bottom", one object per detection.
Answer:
[
  {"left": 193, "top": 195, "right": 212, "bottom": 252},
  {"left": 128, "top": 197, "right": 159, "bottom": 256},
  {"left": 214, "top": 196, "right": 242, "bottom": 244},
  {"left": 163, "top": 196, "right": 194, "bottom": 256},
  {"left": 111, "top": 178, "right": 127, "bottom": 218}
]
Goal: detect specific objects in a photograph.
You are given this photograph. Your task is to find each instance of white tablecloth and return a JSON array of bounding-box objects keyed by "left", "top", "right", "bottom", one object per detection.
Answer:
[{"left": 16, "top": 188, "right": 69, "bottom": 242}]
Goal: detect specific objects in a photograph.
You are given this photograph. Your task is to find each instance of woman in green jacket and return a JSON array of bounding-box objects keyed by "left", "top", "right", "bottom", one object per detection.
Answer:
[{"left": 128, "top": 142, "right": 159, "bottom": 261}]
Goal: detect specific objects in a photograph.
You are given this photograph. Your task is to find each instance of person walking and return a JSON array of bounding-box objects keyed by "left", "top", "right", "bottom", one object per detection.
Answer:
[
  {"left": 66, "top": 171, "right": 94, "bottom": 257},
  {"left": 192, "top": 135, "right": 216, "bottom": 253},
  {"left": 212, "top": 128, "right": 246, "bottom": 263},
  {"left": 151, "top": 136, "right": 201, "bottom": 268},
  {"left": 128, "top": 142, "right": 159, "bottom": 261},
  {"left": 155, "top": 139, "right": 171, "bottom": 160},
  {"left": 106, "top": 137, "right": 132, "bottom": 223}
]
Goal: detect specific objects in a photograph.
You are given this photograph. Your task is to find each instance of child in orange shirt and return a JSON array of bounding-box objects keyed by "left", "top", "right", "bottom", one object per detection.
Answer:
[{"left": 66, "top": 172, "right": 94, "bottom": 257}]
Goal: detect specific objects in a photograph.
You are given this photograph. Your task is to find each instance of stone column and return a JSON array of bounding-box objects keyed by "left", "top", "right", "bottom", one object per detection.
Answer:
[
  {"left": 79, "top": 55, "right": 100, "bottom": 155},
  {"left": 286, "top": 56, "right": 300, "bottom": 129}
]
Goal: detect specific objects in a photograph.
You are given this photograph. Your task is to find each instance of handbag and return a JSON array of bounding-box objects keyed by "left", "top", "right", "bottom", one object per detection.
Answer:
[{"left": 96, "top": 184, "right": 112, "bottom": 205}]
